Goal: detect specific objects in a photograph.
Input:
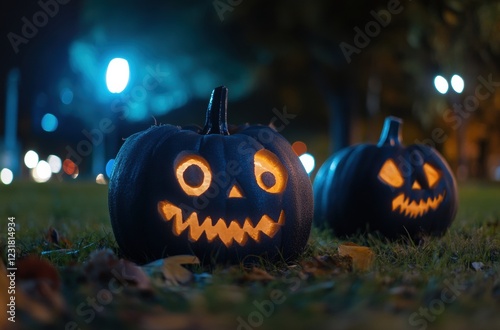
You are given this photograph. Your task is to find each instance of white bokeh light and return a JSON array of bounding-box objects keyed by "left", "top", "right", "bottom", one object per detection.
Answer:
[
  {"left": 0, "top": 168, "right": 13, "bottom": 185},
  {"left": 434, "top": 75, "right": 449, "bottom": 94},
  {"left": 106, "top": 58, "right": 130, "bottom": 93},
  {"left": 47, "top": 155, "right": 62, "bottom": 173},
  {"left": 24, "top": 150, "right": 39, "bottom": 169},
  {"left": 299, "top": 153, "right": 315, "bottom": 174},
  {"left": 32, "top": 161, "right": 52, "bottom": 183},
  {"left": 451, "top": 74, "right": 464, "bottom": 93}
]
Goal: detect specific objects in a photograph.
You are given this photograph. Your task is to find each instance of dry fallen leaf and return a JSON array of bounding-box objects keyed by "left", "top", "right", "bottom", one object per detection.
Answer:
[
  {"left": 17, "top": 255, "right": 61, "bottom": 290},
  {"left": 14, "top": 255, "right": 66, "bottom": 323},
  {"left": 44, "top": 226, "right": 72, "bottom": 248},
  {"left": 338, "top": 243, "right": 375, "bottom": 272},
  {"left": 162, "top": 255, "right": 200, "bottom": 286},
  {"left": 241, "top": 267, "right": 275, "bottom": 282},
  {"left": 301, "top": 254, "right": 353, "bottom": 277},
  {"left": 84, "top": 248, "right": 151, "bottom": 289},
  {"left": 471, "top": 261, "right": 485, "bottom": 271},
  {"left": 84, "top": 248, "right": 119, "bottom": 282},
  {"left": 0, "top": 259, "right": 8, "bottom": 328},
  {"left": 115, "top": 259, "right": 151, "bottom": 290}
]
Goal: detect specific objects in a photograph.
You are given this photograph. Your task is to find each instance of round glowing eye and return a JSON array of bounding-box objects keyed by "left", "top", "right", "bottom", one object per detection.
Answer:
[
  {"left": 254, "top": 149, "right": 288, "bottom": 194},
  {"left": 175, "top": 154, "right": 212, "bottom": 196}
]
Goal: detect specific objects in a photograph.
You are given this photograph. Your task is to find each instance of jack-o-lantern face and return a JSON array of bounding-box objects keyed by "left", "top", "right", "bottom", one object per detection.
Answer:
[
  {"left": 313, "top": 116, "right": 458, "bottom": 240},
  {"left": 157, "top": 149, "right": 288, "bottom": 247},
  {"left": 109, "top": 86, "right": 313, "bottom": 264},
  {"left": 378, "top": 159, "right": 445, "bottom": 218}
]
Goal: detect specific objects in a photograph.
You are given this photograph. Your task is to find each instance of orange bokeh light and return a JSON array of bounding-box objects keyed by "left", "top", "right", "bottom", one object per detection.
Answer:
[
  {"left": 63, "top": 159, "right": 78, "bottom": 175},
  {"left": 291, "top": 141, "right": 307, "bottom": 156}
]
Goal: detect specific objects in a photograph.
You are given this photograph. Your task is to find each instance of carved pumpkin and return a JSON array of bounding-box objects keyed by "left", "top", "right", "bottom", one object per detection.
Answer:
[
  {"left": 109, "top": 86, "right": 313, "bottom": 264},
  {"left": 313, "top": 116, "right": 458, "bottom": 240}
]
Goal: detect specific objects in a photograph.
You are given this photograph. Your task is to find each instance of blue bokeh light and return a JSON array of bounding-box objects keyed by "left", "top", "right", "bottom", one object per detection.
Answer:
[
  {"left": 105, "top": 159, "right": 115, "bottom": 178},
  {"left": 41, "top": 113, "right": 58, "bottom": 132},
  {"left": 60, "top": 87, "right": 74, "bottom": 105}
]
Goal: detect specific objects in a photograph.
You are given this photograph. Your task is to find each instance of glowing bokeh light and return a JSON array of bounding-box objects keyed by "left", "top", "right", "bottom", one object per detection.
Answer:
[
  {"left": 47, "top": 155, "right": 62, "bottom": 173},
  {"left": 32, "top": 161, "right": 52, "bottom": 183},
  {"left": 96, "top": 173, "right": 107, "bottom": 184},
  {"left": 451, "top": 74, "right": 464, "bottom": 93},
  {"left": 106, "top": 58, "right": 130, "bottom": 93},
  {"left": 434, "top": 75, "right": 449, "bottom": 94},
  {"left": 105, "top": 159, "right": 115, "bottom": 178},
  {"left": 63, "top": 159, "right": 78, "bottom": 175},
  {"left": 299, "top": 153, "right": 315, "bottom": 174},
  {"left": 24, "top": 150, "right": 39, "bottom": 169},
  {"left": 41, "top": 113, "right": 58, "bottom": 132},
  {"left": 291, "top": 141, "right": 307, "bottom": 156},
  {"left": 0, "top": 168, "right": 13, "bottom": 185},
  {"left": 60, "top": 87, "right": 74, "bottom": 105}
]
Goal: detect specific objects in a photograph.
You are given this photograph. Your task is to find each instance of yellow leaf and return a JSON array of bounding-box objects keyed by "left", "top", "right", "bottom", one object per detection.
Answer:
[
  {"left": 338, "top": 243, "right": 375, "bottom": 272},
  {"left": 162, "top": 255, "right": 200, "bottom": 286}
]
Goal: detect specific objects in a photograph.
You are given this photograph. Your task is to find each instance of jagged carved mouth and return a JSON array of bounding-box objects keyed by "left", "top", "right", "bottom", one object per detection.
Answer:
[
  {"left": 392, "top": 192, "right": 445, "bottom": 219},
  {"left": 157, "top": 201, "right": 285, "bottom": 247}
]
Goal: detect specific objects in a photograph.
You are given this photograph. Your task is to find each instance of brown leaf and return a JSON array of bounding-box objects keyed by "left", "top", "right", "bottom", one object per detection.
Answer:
[
  {"left": 17, "top": 255, "right": 60, "bottom": 290},
  {"left": 84, "top": 248, "right": 119, "bottom": 283},
  {"left": 0, "top": 260, "right": 8, "bottom": 328},
  {"left": 44, "top": 226, "right": 72, "bottom": 248},
  {"left": 241, "top": 267, "right": 275, "bottom": 282},
  {"left": 115, "top": 259, "right": 151, "bottom": 290},
  {"left": 84, "top": 249, "right": 151, "bottom": 289},
  {"left": 14, "top": 256, "right": 66, "bottom": 323},
  {"left": 162, "top": 255, "right": 200, "bottom": 286},
  {"left": 301, "top": 254, "right": 353, "bottom": 277},
  {"left": 338, "top": 243, "right": 375, "bottom": 272}
]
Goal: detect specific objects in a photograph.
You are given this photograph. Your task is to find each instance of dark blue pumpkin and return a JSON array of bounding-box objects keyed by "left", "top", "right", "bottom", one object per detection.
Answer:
[
  {"left": 313, "top": 116, "right": 458, "bottom": 240},
  {"left": 109, "top": 86, "right": 313, "bottom": 264}
]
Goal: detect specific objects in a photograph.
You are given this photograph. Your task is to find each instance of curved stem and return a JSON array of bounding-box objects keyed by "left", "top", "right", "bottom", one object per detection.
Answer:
[
  {"left": 377, "top": 116, "right": 403, "bottom": 147},
  {"left": 202, "top": 86, "right": 229, "bottom": 135}
]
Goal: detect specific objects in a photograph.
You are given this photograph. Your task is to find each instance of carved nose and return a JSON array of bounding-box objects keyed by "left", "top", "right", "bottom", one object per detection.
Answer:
[
  {"left": 228, "top": 183, "right": 244, "bottom": 198},
  {"left": 412, "top": 181, "right": 422, "bottom": 190}
]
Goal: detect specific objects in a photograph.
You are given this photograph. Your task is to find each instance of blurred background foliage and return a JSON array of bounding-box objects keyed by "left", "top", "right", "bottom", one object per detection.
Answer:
[{"left": 2, "top": 0, "right": 500, "bottom": 181}]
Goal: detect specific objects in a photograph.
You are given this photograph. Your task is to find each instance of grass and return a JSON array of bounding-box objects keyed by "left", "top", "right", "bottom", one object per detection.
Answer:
[{"left": 1, "top": 181, "right": 499, "bottom": 330}]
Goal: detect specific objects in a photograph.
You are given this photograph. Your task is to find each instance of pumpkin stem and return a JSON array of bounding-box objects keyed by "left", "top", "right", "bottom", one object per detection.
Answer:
[
  {"left": 202, "top": 86, "right": 229, "bottom": 135},
  {"left": 377, "top": 116, "right": 403, "bottom": 147}
]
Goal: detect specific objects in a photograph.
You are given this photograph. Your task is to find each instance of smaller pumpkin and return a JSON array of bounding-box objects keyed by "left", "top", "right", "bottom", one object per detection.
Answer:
[{"left": 313, "top": 116, "right": 458, "bottom": 240}]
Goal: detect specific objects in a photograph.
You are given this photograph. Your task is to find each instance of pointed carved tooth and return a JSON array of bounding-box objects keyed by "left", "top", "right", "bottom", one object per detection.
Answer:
[
  {"left": 158, "top": 201, "right": 285, "bottom": 247},
  {"left": 392, "top": 193, "right": 405, "bottom": 211}
]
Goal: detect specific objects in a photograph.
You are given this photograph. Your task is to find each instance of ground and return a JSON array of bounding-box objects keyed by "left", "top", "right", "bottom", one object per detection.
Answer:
[{"left": 0, "top": 181, "right": 499, "bottom": 330}]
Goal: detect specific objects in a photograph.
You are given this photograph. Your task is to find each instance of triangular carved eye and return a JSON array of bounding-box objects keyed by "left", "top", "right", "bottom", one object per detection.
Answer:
[
  {"left": 378, "top": 159, "right": 404, "bottom": 188},
  {"left": 423, "top": 163, "right": 440, "bottom": 188}
]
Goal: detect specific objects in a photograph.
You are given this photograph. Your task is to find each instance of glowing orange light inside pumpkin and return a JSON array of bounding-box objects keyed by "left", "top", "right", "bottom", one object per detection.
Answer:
[
  {"left": 228, "top": 183, "right": 244, "bottom": 198},
  {"left": 291, "top": 141, "right": 307, "bottom": 156},
  {"left": 175, "top": 154, "right": 212, "bottom": 196},
  {"left": 158, "top": 201, "right": 285, "bottom": 246},
  {"left": 392, "top": 192, "right": 445, "bottom": 218},
  {"left": 254, "top": 149, "right": 288, "bottom": 194},
  {"left": 378, "top": 159, "right": 404, "bottom": 188},
  {"left": 423, "top": 163, "right": 440, "bottom": 188}
]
